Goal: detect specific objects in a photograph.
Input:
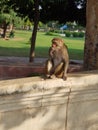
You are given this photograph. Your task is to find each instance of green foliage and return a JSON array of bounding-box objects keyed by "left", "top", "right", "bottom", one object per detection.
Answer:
[
  {"left": 45, "top": 31, "right": 54, "bottom": 36},
  {"left": 0, "top": 13, "right": 10, "bottom": 24},
  {"left": 72, "top": 32, "right": 85, "bottom": 38},
  {"left": 0, "top": 0, "right": 86, "bottom": 26},
  {"left": 64, "top": 31, "right": 85, "bottom": 38},
  {"left": 65, "top": 31, "right": 71, "bottom": 37},
  {"left": 78, "top": 32, "right": 85, "bottom": 37},
  {"left": 72, "top": 32, "right": 79, "bottom": 37},
  {"left": 0, "top": 10, "right": 20, "bottom": 27},
  {"left": 9, "top": 30, "right": 15, "bottom": 38}
]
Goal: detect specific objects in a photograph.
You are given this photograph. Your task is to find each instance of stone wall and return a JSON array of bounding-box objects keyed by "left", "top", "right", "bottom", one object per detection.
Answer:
[{"left": 0, "top": 70, "right": 98, "bottom": 130}]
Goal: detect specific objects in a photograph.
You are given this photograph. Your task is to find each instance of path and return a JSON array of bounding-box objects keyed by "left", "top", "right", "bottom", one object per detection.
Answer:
[{"left": 0, "top": 56, "right": 83, "bottom": 80}]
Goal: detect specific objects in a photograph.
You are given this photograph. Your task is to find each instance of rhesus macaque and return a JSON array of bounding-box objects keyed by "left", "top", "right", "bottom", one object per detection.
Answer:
[{"left": 45, "top": 37, "right": 69, "bottom": 80}]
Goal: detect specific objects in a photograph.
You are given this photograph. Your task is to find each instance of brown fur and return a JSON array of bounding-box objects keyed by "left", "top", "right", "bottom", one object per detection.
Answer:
[{"left": 45, "top": 38, "right": 69, "bottom": 80}]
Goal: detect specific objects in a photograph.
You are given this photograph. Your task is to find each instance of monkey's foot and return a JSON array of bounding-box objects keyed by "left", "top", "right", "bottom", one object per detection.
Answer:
[
  {"left": 46, "top": 74, "right": 51, "bottom": 79},
  {"left": 63, "top": 76, "right": 67, "bottom": 80},
  {"left": 50, "top": 74, "right": 56, "bottom": 79}
]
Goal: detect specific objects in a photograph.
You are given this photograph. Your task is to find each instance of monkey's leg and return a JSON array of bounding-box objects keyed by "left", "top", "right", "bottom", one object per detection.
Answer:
[
  {"left": 54, "top": 62, "right": 64, "bottom": 78},
  {"left": 45, "top": 60, "right": 53, "bottom": 78},
  {"left": 63, "top": 61, "right": 69, "bottom": 80}
]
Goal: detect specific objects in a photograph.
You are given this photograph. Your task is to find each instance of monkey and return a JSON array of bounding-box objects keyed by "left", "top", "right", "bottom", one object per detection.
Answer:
[{"left": 45, "top": 37, "right": 69, "bottom": 80}]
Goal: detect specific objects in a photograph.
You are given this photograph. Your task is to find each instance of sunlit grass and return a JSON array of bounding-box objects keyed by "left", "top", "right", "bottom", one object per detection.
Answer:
[{"left": 0, "top": 30, "right": 85, "bottom": 60}]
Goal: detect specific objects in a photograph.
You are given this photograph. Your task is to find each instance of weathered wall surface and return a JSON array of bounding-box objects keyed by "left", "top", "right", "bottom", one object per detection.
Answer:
[{"left": 0, "top": 70, "right": 98, "bottom": 130}]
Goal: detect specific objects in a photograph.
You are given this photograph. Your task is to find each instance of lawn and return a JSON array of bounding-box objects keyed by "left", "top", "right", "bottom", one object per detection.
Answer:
[{"left": 0, "top": 30, "right": 85, "bottom": 60}]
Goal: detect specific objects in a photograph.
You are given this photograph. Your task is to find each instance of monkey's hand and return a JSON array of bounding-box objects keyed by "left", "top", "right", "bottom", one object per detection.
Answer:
[
  {"left": 46, "top": 74, "right": 51, "bottom": 78},
  {"left": 50, "top": 68, "right": 55, "bottom": 75}
]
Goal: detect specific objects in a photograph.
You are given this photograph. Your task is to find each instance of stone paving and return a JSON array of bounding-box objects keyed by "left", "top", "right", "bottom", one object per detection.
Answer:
[
  {"left": 0, "top": 56, "right": 83, "bottom": 80},
  {"left": 0, "top": 56, "right": 83, "bottom": 64}
]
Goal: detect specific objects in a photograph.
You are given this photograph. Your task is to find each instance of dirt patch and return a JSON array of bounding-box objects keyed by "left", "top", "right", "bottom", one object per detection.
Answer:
[{"left": 10, "top": 37, "right": 24, "bottom": 41}]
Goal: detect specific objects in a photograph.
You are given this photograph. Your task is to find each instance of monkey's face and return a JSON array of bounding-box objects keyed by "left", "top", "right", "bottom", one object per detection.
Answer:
[
  {"left": 51, "top": 42, "right": 63, "bottom": 52},
  {"left": 49, "top": 38, "right": 65, "bottom": 58},
  {"left": 51, "top": 42, "right": 57, "bottom": 50},
  {"left": 51, "top": 38, "right": 64, "bottom": 49}
]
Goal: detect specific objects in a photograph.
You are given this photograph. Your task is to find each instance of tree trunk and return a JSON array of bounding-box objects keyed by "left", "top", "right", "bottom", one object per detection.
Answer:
[
  {"left": 29, "top": 0, "right": 39, "bottom": 62},
  {"left": 2, "top": 21, "right": 9, "bottom": 38},
  {"left": 84, "top": 0, "right": 98, "bottom": 70}
]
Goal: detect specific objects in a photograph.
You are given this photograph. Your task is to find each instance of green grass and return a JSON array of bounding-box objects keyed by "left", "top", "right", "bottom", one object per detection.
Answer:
[{"left": 0, "top": 30, "right": 85, "bottom": 60}]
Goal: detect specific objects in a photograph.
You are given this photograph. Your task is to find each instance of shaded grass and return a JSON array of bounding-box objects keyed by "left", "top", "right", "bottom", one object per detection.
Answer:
[{"left": 0, "top": 30, "right": 85, "bottom": 60}]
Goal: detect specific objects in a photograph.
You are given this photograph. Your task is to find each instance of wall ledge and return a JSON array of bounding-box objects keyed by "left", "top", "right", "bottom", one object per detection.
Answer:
[
  {"left": 0, "top": 70, "right": 98, "bottom": 130},
  {"left": 0, "top": 70, "right": 98, "bottom": 95}
]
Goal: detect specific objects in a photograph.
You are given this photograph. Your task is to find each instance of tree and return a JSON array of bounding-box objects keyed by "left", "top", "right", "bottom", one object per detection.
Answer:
[
  {"left": 0, "top": 14, "right": 9, "bottom": 38},
  {"left": 0, "top": 0, "right": 10, "bottom": 38},
  {"left": 84, "top": 0, "right": 98, "bottom": 70},
  {"left": 40, "top": 0, "right": 86, "bottom": 26},
  {"left": 29, "top": 0, "right": 40, "bottom": 62},
  {"left": 8, "top": 0, "right": 39, "bottom": 62}
]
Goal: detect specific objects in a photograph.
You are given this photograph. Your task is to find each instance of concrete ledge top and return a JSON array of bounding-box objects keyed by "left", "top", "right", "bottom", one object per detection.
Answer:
[{"left": 0, "top": 70, "right": 98, "bottom": 95}]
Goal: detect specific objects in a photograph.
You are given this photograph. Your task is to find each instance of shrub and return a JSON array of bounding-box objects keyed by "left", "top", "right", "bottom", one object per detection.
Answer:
[
  {"left": 65, "top": 31, "right": 71, "bottom": 37},
  {"left": 9, "top": 31, "right": 15, "bottom": 38},
  {"left": 72, "top": 32, "right": 85, "bottom": 38},
  {"left": 72, "top": 32, "right": 79, "bottom": 37},
  {"left": 78, "top": 32, "right": 85, "bottom": 38},
  {"left": 54, "top": 30, "right": 60, "bottom": 33},
  {"left": 45, "top": 31, "right": 53, "bottom": 36}
]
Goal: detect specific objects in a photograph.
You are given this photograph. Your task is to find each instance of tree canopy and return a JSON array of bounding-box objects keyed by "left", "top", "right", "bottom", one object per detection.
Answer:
[
  {"left": 40, "top": 0, "right": 86, "bottom": 26},
  {"left": 1, "top": 0, "right": 86, "bottom": 26}
]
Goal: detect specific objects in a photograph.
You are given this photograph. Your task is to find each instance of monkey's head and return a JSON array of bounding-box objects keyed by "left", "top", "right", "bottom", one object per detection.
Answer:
[
  {"left": 51, "top": 38, "right": 64, "bottom": 49},
  {"left": 49, "top": 37, "right": 65, "bottom": 57}
]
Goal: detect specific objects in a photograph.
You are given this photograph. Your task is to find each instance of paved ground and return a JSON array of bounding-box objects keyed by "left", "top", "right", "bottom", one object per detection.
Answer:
[
  {"left": 0, "top": 56, "right": 83, "bottom": 80},
  {"left": 0, "top": 56, "right": 47, "bottom": 64},
  {"left": 0, "top": 56, "right": 83, "bottom": 64}
]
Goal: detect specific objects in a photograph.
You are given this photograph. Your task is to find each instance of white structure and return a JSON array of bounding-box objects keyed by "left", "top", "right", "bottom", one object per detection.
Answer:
[{"left": 0, "top": 70, "right": 98, "bottom": 130}]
